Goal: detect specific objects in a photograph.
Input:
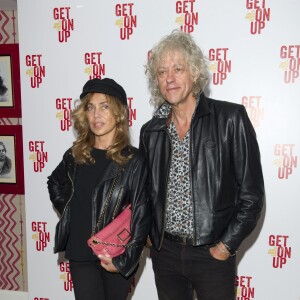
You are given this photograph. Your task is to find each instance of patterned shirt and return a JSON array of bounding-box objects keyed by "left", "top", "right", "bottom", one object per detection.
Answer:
[{"left": 154, "top": 102, "right": 194, "bottom": 237}]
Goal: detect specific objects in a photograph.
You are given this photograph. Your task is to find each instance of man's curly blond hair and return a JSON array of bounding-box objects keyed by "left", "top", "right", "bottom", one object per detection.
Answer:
[{"left": 145, "top": 30, "right": 209, "bottom": 108}]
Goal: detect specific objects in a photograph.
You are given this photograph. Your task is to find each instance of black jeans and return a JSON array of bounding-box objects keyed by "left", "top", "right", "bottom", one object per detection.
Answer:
[
  {"left": 69, "top": 260, "right": 134, "bottom": 300},
  {"left": 151, "top": 239, "right": 236, "bottom": 300}
]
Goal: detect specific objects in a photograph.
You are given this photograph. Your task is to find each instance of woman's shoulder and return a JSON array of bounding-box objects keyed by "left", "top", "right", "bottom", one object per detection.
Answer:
[
  {"left": 124, "top": 146, "right": 146, "bottom": 163},
  {"left": 128, "top": 145, "right": 143, "bottom": 155},
  {"left": 62, "top": 147, "right": 74, "bottom": 162}
]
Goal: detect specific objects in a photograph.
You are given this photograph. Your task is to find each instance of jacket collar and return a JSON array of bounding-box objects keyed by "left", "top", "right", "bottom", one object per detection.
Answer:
[
  {"left": 67, "top": 148, "right": 122, "bottom": 183},
  {"left": 100, "top": 160, "right": 121, "bottom": 181},
  {"left": 194, "top": 92, "right": 210, "bottom": 118},
  {"left": 145, "top": 93, "right": 210, "bottom": 132}
]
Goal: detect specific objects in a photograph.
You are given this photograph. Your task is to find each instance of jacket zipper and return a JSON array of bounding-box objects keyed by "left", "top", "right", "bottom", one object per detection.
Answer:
[
  {"left": 189, "top": 119, "right": 196, "bottom": 244},
  {"left": 59, "top": 170, "right": 75, "bottom": 220},
  {"left": 93, "top": 167, "right": 121, "bottom": 230},
  {"left": 112, "top": 193, "right": 123, "bottom": 220}
]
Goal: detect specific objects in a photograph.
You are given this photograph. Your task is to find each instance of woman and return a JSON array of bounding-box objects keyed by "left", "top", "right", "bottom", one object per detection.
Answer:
[{"left": 47, "top": 78, "right": 151, "bottom": 299}]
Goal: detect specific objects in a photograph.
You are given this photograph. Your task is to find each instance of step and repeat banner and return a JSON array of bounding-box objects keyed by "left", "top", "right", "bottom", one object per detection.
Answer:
[{"left": 17, "top": 1, "right": 299, "bottom": 299}]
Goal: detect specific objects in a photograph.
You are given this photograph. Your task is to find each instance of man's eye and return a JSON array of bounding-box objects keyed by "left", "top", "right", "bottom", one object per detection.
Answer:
[
  {"left": 101, "top": 104, "right": 109, "bottom": 110},
  {"left": 158, "top": 70, "right": 166, "bottom": 76},
  {"left": 87, "top": 105, "right": 94, "bottom": 111}
]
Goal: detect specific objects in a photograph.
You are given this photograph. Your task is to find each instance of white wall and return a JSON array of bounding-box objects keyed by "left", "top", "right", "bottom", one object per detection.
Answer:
[
  {"left": 17, "top": 1, "right": 300, "bottom": 299},
  {"left": 0, "top": 290, "right": 28, "bottom": 300}
]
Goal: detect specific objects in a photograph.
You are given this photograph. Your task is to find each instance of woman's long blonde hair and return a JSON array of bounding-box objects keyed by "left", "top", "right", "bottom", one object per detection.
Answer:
[{"left": 71, "top": 93, "right": 131, "bottom": 165}]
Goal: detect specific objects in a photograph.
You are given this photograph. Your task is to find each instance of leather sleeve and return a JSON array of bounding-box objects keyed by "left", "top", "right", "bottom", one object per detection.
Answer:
[
  {"left": 47, "top": 150, "right": 72, "bottom": 216},
  {"left": 112, "top": 151, "right": 151, "bottom": 277},
  {"left": 219, "top": 105, "right": 265, "bottom": 252}
]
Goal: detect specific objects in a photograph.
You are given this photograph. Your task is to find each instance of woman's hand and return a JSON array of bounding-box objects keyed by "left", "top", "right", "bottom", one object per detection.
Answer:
[{"left": 98, "top": 255, "right": 119, "bottom": 273}]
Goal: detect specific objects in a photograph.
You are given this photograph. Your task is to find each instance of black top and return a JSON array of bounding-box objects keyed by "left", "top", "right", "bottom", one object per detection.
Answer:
[{"left": 65, "top": 148, "right": 110, "bottom": 261}]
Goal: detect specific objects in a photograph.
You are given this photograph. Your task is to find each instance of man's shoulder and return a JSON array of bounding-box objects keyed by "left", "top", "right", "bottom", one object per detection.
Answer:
[
  {"left": 206, "top": 97, "right": 245, "bottom": 116},
  {"left": 207, "top": 97, "right": 242, "bottom": 109},
  {"left": 140, "top": 118, "right": 153, "bottom": 130},
  {"left": 140, "top": 102, "right": 170, "bottom": 132},
  {"left": 140, "top": 116, "right": 165, "bottom": 133}
]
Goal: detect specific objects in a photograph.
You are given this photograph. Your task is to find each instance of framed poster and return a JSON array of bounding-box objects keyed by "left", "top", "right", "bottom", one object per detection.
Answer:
[
  {"left": 0, "top": 44, "right": 21, "bottom": 117},
  {"left": 0, "top": 125, "right": 24, "bottom": 194}
]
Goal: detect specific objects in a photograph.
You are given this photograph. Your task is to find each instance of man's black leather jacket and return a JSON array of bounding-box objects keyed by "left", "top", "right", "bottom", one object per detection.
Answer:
[
  {"left": 47, "top": 146, "right": 151, "bottom": 277},
  {"left": 139, "top": 93, "right": 265, "bottom": 253}
]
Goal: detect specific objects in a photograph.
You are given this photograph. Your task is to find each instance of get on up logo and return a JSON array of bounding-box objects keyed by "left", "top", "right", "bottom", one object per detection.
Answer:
[{"left": 245, "top": 0, "right": 270, "bottom": 34}]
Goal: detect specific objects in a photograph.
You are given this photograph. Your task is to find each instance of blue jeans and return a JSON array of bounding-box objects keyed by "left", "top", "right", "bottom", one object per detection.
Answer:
[{"left": 150, "top": 238, "right": 236, "bottom": 300}]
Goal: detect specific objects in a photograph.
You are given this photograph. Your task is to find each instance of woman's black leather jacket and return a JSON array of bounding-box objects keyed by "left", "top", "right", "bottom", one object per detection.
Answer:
[
  {"left": 47, "top": 146, "right": 151, "bottom": 277},
  {"left": 140, "top": 93, "right": 265, "bottom": 253}
]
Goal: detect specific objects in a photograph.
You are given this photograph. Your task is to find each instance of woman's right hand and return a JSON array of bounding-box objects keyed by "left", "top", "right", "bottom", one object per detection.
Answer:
[{"left": 98, "top": 255, "right": 119, "bottom": 273}]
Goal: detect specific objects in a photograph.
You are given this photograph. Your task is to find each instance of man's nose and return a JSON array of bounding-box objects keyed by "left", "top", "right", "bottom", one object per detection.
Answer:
[{"left": 166, "top": 70, "right": 175, "bottom": 83}]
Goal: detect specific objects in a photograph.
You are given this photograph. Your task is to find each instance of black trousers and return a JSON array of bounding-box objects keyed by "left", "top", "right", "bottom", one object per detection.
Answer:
[
  {"left": 69, "top": 260, "right": 134, "bottom": 300},
  {"left": 151, "top": 239, "right": 236, "bottom": 300}
]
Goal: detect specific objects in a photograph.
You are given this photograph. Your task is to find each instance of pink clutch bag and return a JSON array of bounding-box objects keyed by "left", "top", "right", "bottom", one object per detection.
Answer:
[{"left": 87, "top": 205, "right": 132, "bottom": 258}]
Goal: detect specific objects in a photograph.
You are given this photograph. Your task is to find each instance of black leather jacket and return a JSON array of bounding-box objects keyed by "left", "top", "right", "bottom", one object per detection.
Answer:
[
  {"left": 47, "top": 146, "right": 151, "bottom": 277},
  {"left": 139, "top": 93, "right": 264, "bottom": 253}
]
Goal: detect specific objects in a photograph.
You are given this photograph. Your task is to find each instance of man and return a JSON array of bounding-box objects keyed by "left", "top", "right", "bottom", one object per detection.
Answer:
[
  {"left": 139, "top": 30, "right": 265, "bottom": 300},
  {"left": 0, "top": 141, "right": 12, "bottom": 176}
]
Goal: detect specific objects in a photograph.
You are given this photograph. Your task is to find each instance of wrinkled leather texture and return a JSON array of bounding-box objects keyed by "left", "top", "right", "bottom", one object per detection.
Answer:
[
  {"left": 139, "top": 93, "right": 265, "bottom": 252},
  {"left": 47, "top": 146, "right": 151, "bottom": 277}
]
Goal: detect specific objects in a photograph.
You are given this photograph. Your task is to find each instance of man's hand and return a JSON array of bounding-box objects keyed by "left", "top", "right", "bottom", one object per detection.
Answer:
[
  {"left": 209, "top": 241, "right": 231, "bottom": 261},
  {"left": 98, "top": 255, "right": 119, "bottom": 273}
]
